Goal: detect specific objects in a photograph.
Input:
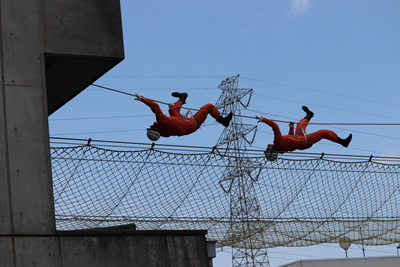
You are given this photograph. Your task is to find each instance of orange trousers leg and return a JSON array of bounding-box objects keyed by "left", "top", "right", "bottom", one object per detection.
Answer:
[
  {"left": 295, "top": 118, "right": 309, "bottom": 137},
  {"left": 306, "top": 130, "right": 338, "bottom": 144},
  {"left": 193, "top": 104, "right": 221, "bottom": 126},
  {"left": 295, "top": 118, "right": 338, "bottom": 146}
]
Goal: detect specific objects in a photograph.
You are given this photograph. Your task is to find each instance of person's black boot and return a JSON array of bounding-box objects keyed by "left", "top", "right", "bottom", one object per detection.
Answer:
[
  {"left": 217, "top": 112, "right": 233, "bottom": 127},
  {"left": 302, "top": 106, "right": 314, "bottom": 121},
  {"left": 171, "top": 92, "right": 188, "bottom": 104},
  {"left": 336, "top": 134, "right": 352, "bottom": 147}
]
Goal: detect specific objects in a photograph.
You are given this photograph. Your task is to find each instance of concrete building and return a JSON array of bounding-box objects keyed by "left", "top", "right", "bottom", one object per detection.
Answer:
[
  {"left": 280, "top": 256, "right": 400, "bottom": 267},
  {"left": 0, "top": 0, "right": 209, "bottom": 266}
]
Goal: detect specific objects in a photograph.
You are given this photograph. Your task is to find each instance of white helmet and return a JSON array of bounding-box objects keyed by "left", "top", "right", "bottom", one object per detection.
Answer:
[
  {"left": 264, "top": 149, "right": 278, "bottom": 161},
  {"left": 147, "top": 129, "right": 160, "bottom": 141}
]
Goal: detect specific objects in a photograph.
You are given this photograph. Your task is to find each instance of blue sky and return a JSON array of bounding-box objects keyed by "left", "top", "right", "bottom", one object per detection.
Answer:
[{"left": 49, "top": 0, "right": 400, "bottom": 266}]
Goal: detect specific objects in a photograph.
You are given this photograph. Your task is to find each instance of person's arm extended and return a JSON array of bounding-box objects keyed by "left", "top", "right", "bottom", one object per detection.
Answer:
[
  {"left": 140, "top": 97, "right": 163, "bottom": 116},
  {"left": 288, "top": 121, "right": 294, "bottom": 135},
  {"left": 259, "top": 117, "right": 282, "bottom": 137}
]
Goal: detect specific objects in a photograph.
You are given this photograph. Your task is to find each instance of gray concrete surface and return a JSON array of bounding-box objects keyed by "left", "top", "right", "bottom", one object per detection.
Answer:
[
  {"left": 58, "top": 230, "right": 209, "bottom": 267},
  {"left": 43, "top": 0, "right": 125, "bottom": 114},
  {"left": 0, "top": 0, "right": 124, "bottom": 236},
  {"left": 0, "top": 0, "right": 55, "bottom": 235},
  {"left": 0, "top": 231, "right": 209, "bottom": 267}
]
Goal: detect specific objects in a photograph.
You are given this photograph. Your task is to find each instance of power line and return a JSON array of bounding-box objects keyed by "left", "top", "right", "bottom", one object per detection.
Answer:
[
  {"left": 241, "top": 76, "right": 400, "bottom": 108},
  {"left": 48, "top": 110, "right": 399, "bottom": 148},
  {"left": 102, "top": 75, "right": 228, "bottom": 79},
  {"left": 51, "top": 129, "right": 143, "bottom": 136},
  {"left": 99, "top": 75, "right": 399, "bottom": 108},
  {"left": 50, "top": 115, "right": 153, "bottom": 121},
  {"left": 89, "top": 87, "right": 219, "bottom": 91},
  {"left": 253, "top": 94, "right": 400, "bottom": 121},
  {"left": 93, "top": 83, "right": 400, "bottom": 126}
]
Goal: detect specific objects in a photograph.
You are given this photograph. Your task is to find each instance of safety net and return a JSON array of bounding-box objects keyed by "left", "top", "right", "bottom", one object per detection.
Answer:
[{"left": 51, "top": 145, "right": 400, "bottom": 248}]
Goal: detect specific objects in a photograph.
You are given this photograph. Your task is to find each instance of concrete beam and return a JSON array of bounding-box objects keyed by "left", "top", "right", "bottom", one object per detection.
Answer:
[
  {"left": 43, "top": 0, "right": 124, "bottom": 115},
  {"left": 59, "top": 230, "right": 209, "bottom": 267},
  {"left": 0, "top": 231, "right": 209, "bottom": 267}
]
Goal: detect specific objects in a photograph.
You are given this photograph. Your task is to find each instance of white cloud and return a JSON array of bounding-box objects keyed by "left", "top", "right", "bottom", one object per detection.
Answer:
[{"left": 289, "top": 0, "right": 310, "bottom": 15}]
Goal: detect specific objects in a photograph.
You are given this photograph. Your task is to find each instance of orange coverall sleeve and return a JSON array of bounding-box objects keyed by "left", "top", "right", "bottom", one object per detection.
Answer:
[
  {"left": 288, "top": 126, "right": 294, "bottom": 135},
  {"left": 140, "top": 97, "right": 163, "bottom": 116},
  {"left": 261, "top": 118, "right": 282, "bottom": 138}
]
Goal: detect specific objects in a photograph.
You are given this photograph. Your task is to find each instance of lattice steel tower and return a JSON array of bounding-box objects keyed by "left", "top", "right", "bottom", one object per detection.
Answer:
[{"left": 214, "top": 75, "right": 270, "bottom": 266}]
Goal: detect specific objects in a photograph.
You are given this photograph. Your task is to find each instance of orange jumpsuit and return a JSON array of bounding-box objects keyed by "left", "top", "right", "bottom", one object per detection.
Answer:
[
  {"left": 141, "top": 97, "right": 222, "bottom": 137},
  {"left": 261, "top": 117, "right": 338, "bottom": 153}
]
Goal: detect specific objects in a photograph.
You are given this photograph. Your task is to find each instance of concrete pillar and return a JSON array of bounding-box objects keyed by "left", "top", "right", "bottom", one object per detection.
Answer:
[{"left": 0, "top": 0, "right": 55, "bottom": 235}]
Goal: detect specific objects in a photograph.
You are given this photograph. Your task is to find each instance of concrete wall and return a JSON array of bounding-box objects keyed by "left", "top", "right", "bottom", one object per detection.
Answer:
[
  {"left": 281, "top": 256, "right": 400, "bottom": 267},
  {"left": 0, "top": 231, "right": 209, "bottom": 267},
  {"left": 0, "top": 0, "right": 123, "bottom": 236},
  {"left": 0, "top": 0, "right": 55, "bottom": 235}
]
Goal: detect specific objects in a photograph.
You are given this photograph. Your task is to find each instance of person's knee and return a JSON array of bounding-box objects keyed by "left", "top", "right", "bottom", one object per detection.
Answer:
[{"left": 202, "top": 103, "right": 214, "bottom": 110}]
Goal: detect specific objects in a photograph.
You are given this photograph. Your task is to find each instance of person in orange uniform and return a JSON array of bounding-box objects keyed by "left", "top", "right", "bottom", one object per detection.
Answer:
[
  {"left": 135, "top": 92, "right": 233, "bottom": 141},
  {"left": 257, "top": 106, "right": 352, "bottom": 160}
]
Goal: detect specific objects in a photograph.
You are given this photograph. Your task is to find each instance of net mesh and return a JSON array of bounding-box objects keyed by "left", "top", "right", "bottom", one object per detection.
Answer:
[{"left": 52, "top": 145, "right": 400, "bottom": 248}]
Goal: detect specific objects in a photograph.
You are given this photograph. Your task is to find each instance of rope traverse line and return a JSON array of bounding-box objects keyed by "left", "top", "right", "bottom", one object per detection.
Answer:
[{"left": 92, "top": 84, "right": 400, "bottom": 126}]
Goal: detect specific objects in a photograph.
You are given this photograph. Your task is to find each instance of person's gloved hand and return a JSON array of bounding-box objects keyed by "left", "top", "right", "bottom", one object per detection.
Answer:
[
  {"left": 289, "top": 121, "right": 295, "bottom": 128},
  {"left": 256, "top": 116, "right": 263, "bottom": 123},
  {"left": 134, "top": 94, "right": 142, "bottom": 101}
]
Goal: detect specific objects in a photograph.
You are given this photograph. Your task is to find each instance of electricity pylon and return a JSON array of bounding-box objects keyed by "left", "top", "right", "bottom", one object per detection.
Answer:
[{"left": 215, "top": 75, "right": 270, "bottom": 266}]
